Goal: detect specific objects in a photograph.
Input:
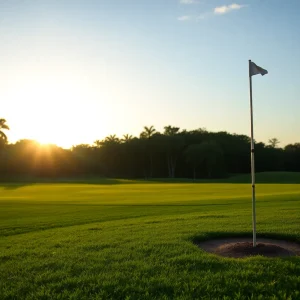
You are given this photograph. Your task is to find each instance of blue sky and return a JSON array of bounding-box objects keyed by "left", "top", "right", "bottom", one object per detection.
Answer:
[{"left": 0, "top": 0, "right": 299, "bottom": 148}]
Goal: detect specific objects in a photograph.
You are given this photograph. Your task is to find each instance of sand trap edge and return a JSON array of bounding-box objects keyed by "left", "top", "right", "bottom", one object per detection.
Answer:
[{"left": 196, "top": 237, "right": 300, "bottom": 258}]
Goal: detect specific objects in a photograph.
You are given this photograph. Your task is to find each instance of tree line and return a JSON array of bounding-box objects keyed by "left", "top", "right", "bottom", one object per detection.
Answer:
[{"left": 1, "top": 119, "right": 300, "bottom": 180}]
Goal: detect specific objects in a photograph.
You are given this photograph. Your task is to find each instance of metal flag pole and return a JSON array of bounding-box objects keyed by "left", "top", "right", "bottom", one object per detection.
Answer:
[{"left": 249, "top": 59, "right": 257, "bottom": 247}]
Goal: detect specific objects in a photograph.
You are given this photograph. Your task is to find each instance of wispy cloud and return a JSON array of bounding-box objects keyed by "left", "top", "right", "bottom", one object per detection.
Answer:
[
  {"left": 179, "top": 0, "right": 198, "bottom": 4},
  {"left": 214, "top": 3, "right": 247, "bottom": 15},
  {"left": 196, "top": 12, "right": 212, "bottom": 21},
  {"left": 178, "top": 15, "right": 192, "bottom": 21},
  {"left": 178, "top": 3, "right": 247, "bottom": 23}
]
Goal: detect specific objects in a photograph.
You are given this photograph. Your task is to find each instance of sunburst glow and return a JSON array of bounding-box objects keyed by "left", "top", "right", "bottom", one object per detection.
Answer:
[{"left": 5, "top": 74, "right": 113, "bottom": 148}]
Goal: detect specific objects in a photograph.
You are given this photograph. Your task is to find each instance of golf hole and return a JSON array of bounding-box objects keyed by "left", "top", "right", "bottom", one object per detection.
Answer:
[{"left": 196, "top": 237, "right": 300, "bottom": 258}]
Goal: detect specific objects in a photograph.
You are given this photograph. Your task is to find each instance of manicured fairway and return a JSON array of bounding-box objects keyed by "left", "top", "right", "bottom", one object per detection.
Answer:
[{"left": 1, "top": 181, "right": 300, "bottom": 299}]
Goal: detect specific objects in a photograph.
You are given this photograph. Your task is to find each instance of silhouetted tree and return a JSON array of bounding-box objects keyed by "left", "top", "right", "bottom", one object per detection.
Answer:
[
  {"left": 198, "top": 140, "right": 223, "bottom": 178},
  {"left": 284, "top": 143, "right": 300, "bottom": 171},
  {"left": 94, "top": 135, "right": 121, "bottom": 177},
  {"left": 140, "top": 126, "right": 157, "bottom": 178},
  {"left": 164, "top": 125, "right": 180, "bottom": 136},
  {"left": 0, "top": 118, "right": 9, "bottom": 145},
  {"left": 185, "top": 144, "right": 204, "bottom": 179},
  {"left": 2, "top": 123, "right": 300, "bottom": 181},
  {"left": 122, "top": 134, "right": 133, "bottom": 143},
  {"left": 163, "top": 126, "right": 184, "bottom": 178},
  {"left": 268, "top": 138, "right": 280, "bottom": 148},
  {"left": 140, "top": 126, "right": 156, "bottom": 139}
]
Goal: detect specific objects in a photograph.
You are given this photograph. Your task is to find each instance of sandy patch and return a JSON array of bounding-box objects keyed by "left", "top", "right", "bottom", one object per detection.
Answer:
[{"left": 197, "top": 237, "right": 300, "bottom": 258}]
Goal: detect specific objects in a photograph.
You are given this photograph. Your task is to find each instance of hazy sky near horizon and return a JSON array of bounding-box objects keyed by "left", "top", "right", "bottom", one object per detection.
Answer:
[{"left": 1, "top": 0, "right": 300, "bottom": 148}]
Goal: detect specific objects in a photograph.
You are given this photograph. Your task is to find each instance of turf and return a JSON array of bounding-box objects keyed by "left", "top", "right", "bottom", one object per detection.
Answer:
[{"left": 0, "top": 180, "right": 300, "bottom": 299}]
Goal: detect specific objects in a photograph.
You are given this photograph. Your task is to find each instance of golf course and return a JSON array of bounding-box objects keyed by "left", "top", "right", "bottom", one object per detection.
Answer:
[
  {"left": 1, "top": 172, "right": 300, "bottom": 299},
  {"left": 1, "top": 1, "right": 300, "bottom": 298}
]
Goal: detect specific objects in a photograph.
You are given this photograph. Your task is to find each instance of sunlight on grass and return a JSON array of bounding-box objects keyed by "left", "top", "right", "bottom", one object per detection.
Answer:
[{"left": 0, "top": 183, "right": 300, "bottom": 299}]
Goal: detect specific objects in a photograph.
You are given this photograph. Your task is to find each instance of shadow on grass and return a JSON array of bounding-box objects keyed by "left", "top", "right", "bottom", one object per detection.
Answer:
[
  {"left": 0, "top": 177, "right": 138, "bottom": 187},
  {"left": 149, "top": 172, "right": 300, "bottom": 184},
  {"left": 0, "top": 183, "right": 35, "bottom": 190},
  {"left": 1, "top": 172, "right": 300, "bottom": 186},
  {"left": 191, "top": 231, "right": 300, "bottom": 244}
]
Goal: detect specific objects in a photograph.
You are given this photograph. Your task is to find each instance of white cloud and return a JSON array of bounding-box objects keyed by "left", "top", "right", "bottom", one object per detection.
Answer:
[
  {"left": 179, "top": 0, "right": 198, "bottom": 4},
  {"left": 214, "top": 3, "right": 247, "bottom": 15},
  {"left": 178, "top": 15, "right": 192, "bottom": 21},
  {"left": 179, "top": 3, "right": 246, "bottom": 23}
]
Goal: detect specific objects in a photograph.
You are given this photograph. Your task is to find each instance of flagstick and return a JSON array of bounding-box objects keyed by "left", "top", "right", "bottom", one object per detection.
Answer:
[{"left": 249, "top": 59, "right": 257, "bottom": 248}]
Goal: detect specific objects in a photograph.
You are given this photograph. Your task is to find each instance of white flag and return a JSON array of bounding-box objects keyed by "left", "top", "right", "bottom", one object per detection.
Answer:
[{"left": 250, "top": 61, "right": 268, "bottom": 76}]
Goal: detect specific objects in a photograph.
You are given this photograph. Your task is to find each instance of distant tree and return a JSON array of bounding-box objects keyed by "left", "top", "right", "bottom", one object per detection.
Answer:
[
  {"left": 94, "top": 135, "right": 121, "bottom": 177},
  {"left": 94, "top": 135, "right": 120, "bottom": 147},
  {"left": 5, "top": 121, "right": 300, "bottom": 180},
  {"left": 140, "top": 126, "right": 157, "bottom": 178},
  {"left": 214, "top": 133, "right": 250, "bottom": 174},
  {"left": 140, "top": 126, "right": 156, "bottom": 139},
  {"left": 72, "top": 144, "right": 99, "bottom": 175},
  {"left": 104, "top": 134, "right": 120, "bottom": 144},
  {"left": 0, "top": 118, "right": 9, "bottom": 144},
  {"left": 185, "top": 141, "right": 223, "bottom": 179},
  {"left": 285, "top": 143, "right": 300, "bottom": 151},
  {"left": 162, "top": 126, "right": 184, "bottom": 178},
  {"left": 268, "top": 138, "right": 280, "bottom": 148},
  {"left": 198, "top": 140, "right": 223, "bottom": 178},
  {"left": 163, "top": 125, "right": 180, "bottom": 136},
  {"left": 122, "top": 134, "right": 133, "bottom": 143},
  {"left": 185, "top": 144, "right": 203, "bottom": 180},
  {"left": 94, "top": 140, "right": 102, "bottom": 148},
  {"left": 0, "top": 119, "right": 10, "bottom": 178},
  {"left": 284, "top": 143, "right": 300, "bottom": 172}
]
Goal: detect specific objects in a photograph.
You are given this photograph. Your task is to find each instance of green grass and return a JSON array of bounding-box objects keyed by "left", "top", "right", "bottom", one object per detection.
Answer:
[
  {"left": 148, "top": 171, "right": 300, "bottom": 184},
  {"left": 0, "top": 178, "right": 300, "bottom": 299},
  {"left": 3, "top": 171, "right": 300, "bottom": 184}
]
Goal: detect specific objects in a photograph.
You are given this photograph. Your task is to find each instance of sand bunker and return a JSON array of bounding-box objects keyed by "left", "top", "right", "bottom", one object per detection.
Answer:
[{"left": 197, "top": 237, "right": 300, "bottom": 258}]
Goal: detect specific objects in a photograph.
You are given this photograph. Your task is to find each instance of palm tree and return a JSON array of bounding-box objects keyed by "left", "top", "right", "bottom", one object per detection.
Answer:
[
  {"left": 94, "top": 135, "right": 120, "bottom": 147},
  {"left": 0, "top": 118, "right": 9, "bottom": 143},
  {"left": 163, "top": 126, "right": 184, "bottom": 178},
  {"left": 105, "top": 134, "right": 120, "bottom": 144},
  {"left": 140, "top": 126, "right": 157, "bottom": 178},
  {"left": 140, "top": 126, "right": 156, "bottom": 139},
  {"left": 122, "top": 134, "right": 133, "bottom": 143}
]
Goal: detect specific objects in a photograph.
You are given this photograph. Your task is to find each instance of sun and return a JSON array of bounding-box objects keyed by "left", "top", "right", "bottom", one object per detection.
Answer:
[
  {"left": 10, "top": 109, "right": 104, "bottom": 149},
  {"left": 6, "top": 66, "right": 121, "bottom": 148},
  {"left": 7, "top": 77, "right": 108, "bottom": 148},
  {"left": 34, "top": 134, "right": 74, "bottom": 149},
  {"left": 25, "top": 117, "right": 92, "bottom": 149}
]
